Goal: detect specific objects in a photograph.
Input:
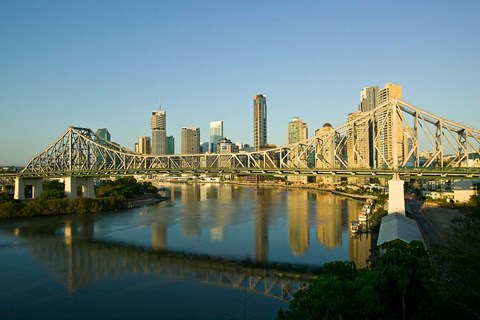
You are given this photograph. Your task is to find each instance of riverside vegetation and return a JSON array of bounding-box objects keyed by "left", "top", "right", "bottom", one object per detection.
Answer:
[{"left": 0, "top": 177, "right": 160, "bottom": 219}]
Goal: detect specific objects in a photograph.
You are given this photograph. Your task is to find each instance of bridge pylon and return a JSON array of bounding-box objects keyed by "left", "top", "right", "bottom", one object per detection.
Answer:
[
  {"left": 64, "top": 177, "right": 95, "bottom": 198},
  {"left": 388, "top": 173, "right": 405, "bottom": 215},
  {"left": 14, "top": 177, "right": 43, "bottom": 200}
]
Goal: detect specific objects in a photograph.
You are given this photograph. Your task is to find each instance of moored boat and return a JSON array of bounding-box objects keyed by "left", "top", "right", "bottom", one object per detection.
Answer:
[{"left": 350, "top": 220, "right": 360, "bottom": 233}]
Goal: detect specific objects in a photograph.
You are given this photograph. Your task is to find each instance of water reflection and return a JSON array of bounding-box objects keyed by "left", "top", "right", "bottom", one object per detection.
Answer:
[
  {"left": 7, "top": 221, "right": 313, "bottom": 302},
  {"left": 1, "top": 184, "right": 372, "bottom": 293},
  {"left": 287, "top": 191, "right": 309, "bottom": 256},
  {"left": 315, "top": 193, "right": 342, "bottom": 249}
]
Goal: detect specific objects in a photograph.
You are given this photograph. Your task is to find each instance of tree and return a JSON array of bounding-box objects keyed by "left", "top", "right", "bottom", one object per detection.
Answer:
[{"left": 278, "top": 241, "right": 438, "bottom": 320}]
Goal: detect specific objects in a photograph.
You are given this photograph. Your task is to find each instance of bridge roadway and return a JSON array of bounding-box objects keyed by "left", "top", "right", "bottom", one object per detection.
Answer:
[
  {"left": 2, "top": 166, "right": 480, "bottom": 180},
  {"left": 10, "top": 227, "right": 317, "bottom": 301}
]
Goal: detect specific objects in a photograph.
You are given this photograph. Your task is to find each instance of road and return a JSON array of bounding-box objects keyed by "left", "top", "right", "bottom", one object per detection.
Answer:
[{"left": 405, "top": 199, "right": 460, "bottom": 246}]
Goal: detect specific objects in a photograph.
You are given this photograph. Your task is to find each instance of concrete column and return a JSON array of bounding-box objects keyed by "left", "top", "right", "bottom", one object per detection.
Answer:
[
  {"left": 64, "top": 177, "right": 95, "bottom": 198},
  {"left": 31, "top": 179, "right": 43, "bottom": 199},
  {"left": 14, "top": 177, "right": 25, "bottom": 200},
  {"left": 388, "top": 173, "right": 405, "bottom": 215},
  {"left": 64, "top": 177, "right": 77, "bottom": 198},
  {"left": 14, "top": 177, "right": 43, "bottom": 200},
  {"left": 80, "top": 177, "right": 95, "bottom": 199}
]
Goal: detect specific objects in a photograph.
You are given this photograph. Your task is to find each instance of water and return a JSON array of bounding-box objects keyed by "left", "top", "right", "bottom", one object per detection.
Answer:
[{"left": 0, "top": 184, "right": 371, "bottom": 319}]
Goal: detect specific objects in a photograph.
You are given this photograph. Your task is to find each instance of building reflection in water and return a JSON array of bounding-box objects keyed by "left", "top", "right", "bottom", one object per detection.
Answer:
[
  {"left": 180, "top": 184, "right": 201, "bottom": 237},
  {"left": 315, "top": 192, "right": 342, "bottom": 249},
  {"left": 287, "top": 190, "right": 309, "bottom": 256},
  {"left": 254, "top": 188, "right": 275, "bottom": 262},
  {"left": 207, "top": 184, "right": 234, "bottom": 242}
]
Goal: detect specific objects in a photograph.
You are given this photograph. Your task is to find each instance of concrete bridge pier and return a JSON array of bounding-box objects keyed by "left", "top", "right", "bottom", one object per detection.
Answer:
[
  {"left": 64, "top": 177, "right": 95, "bottom": 198},
  {"left": 14, "top": 177, "right": 43, "bottom": 200},
  {"left": 388, "top": 173, "right": 405, "bottom": 215}
]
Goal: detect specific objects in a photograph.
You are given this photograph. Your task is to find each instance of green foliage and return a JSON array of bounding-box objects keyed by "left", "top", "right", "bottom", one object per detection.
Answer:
[
  {"left": 95, "top": 177, "right": 155, "bottom": 199},
  {"left": 0, "top": 201, "right": 24, "bottom": 219},
  {"left": 429, "top": 211, "right": 480, "bottom": 319},
  {"left": 279, "top": 241, "right": 437, "bottom": 320},
  {"left": 0, "top": 192, "right": 12, "bottom": 204},
  {"left": 43, "top": 179, "right": 65, "bottom": 191},
  {"left": 278, "top": 261, "right": 384, "bottom": 320},
  {"left": 38, "top": 189, "right": 65, "bottom": 200}
]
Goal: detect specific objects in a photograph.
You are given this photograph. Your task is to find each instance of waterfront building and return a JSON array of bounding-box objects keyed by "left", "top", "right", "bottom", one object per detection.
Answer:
[
  {"left": 377, "top": 83, "right": 402, "bottom": 106},
  {"left": 287, "top": 117, "right": 308, "bottom": 144},
  {"left": 137, "top": 136, "right": 151, "bottom": 154},
  {"left": 151, "top": 109, "right": 167, "bottom": 155},
  {"left": 346, "top": 111, "right": 370, "bottom": 185},
  {"left": 209, "top": 121, "right": 223, "bottom": 153},
  {"left": 217, "top": 138, "right": 240, "bottom": 154},
  {"left": 315, "top": 123, "right": 341, "bottom": 185},
  {"left": 181, "top": 127, "right": 200, "bottom": 154},
  {"left": 359, "top": 86, "right": 379, "bottom": 112},
  {"left": 166, "top": 135, "right": 175, "bottom": 155},
  {"left": 287, "top": 117, "right": 308, "bottom": 183},
  {"left": 375, "top": 83, "right": 404, "bottom": 169},
  {"left": 253, "top": 94, "right": 267, "bottom": 151}
]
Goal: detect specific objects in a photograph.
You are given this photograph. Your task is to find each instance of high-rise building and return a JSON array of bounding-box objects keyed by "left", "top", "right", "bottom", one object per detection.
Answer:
[
  {"left": 286, "top": 117, "right": 309, "bottom": 183},
  {"left": 359, "top": 86, "right": 379, "bottom": 112},
  {"left": 137, "top": 136, "right": 151, "bottom": 154},
  {"left": 287, "top": 117, "right": 308, "bottom": 144},
  {"left": 315, "top": 123, "right": 341, "bottom": 185},
  {"left": 166, "top": 136, "right": 175, "bottom": 155},
  {"left": 209, "top": 121, "right": 223, "bottom": 153},
  {"left": 376, "top": 83, "right": 404, "bottom": 168},
  {"left": 346, "top": 111, "right": 370, "bottom": 185},
  {"left": 151, "top": 109, "right": 166, "bottom": 155},
  {"left": 377, "top": 83, "right": 402, "bottom": 106},
  {"left": 253, "top": 94, "right": 267, "bottom": 151},
  {"left": 181, "top": 127, "right": 200, "bottom": 154}
]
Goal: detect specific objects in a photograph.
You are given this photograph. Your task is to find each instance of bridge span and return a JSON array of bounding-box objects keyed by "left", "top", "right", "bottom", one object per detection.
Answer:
[{"left": 2, "top": 98, "right": 479, "bottom": 199}]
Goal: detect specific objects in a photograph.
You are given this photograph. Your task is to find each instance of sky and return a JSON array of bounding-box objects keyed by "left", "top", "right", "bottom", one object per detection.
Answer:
[{"left": 1, "top": 0, "right": 479, "bottom": 166}]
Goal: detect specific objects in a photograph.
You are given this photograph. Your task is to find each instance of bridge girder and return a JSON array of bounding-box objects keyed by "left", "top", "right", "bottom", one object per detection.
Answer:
[{"left": 16, "top": 99, "right": 480, "bottom": 179}]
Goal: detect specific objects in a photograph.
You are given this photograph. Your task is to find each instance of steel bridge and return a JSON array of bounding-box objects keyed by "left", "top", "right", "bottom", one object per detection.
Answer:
[
  {"left": 16, "top": 98, "right": 480, "bottom": 178},
  {"left": 3, "top": 98, "right": 480, "bottom": 198}
]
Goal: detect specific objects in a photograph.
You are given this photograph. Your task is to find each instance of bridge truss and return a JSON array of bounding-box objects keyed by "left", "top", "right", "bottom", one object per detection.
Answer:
[{"left": 19, "top": 99, "right": 480, "bottom": 179}]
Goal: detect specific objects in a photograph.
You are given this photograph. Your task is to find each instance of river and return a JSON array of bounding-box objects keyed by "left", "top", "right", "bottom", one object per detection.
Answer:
[{"left": 0, "top": 183, "right": 371, "bottom": 320}]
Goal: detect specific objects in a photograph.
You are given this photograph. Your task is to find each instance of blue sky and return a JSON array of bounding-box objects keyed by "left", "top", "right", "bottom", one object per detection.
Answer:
[{"left": 1, "top": 0, "right": 479, "bottom": 165}]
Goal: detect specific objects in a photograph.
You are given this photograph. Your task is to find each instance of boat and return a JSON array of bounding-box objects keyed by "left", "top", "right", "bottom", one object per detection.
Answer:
[
  {"left": 359, "top": 213, "right": 368, "bottom": 223},
  {"left": 350, "top": 221, "right": 360, "bottom": 233}
]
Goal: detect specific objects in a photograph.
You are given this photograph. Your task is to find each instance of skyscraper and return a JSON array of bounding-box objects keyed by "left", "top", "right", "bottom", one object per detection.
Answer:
[
  {"left": 151, "top": 109, "right": 166, "bottom": 155},
  {"left": 287, "top": 117, "right": 308, "bottom": 144},
  {"left": 253, "top": 94, "right": 267, "bottom": 151},
  {"left": 166, "top": 136, "right": 175, "bottom": 155},
  {"left": 377, "top": 83, "right": 402, "bottom": 106},
  {"left": 137, "top": 136, "right": 151, "bottom": 154},
  {"left": 359, "top": 86, "right": 379, "bottom": 112},
  {"left": 181, "top": 127, "right": 200, "bottom": 154},
  {"left": 315, "top": 123, "right": 341, "bottom": 185},
  {"left": 376, "top": 83, "right": 404, "bottom": 168},
  {"left": 346, "top": 111, "right": 370, "bottom": 185},
  {"left": 209, "top": 121, "right": 223, "bottom": 153}
]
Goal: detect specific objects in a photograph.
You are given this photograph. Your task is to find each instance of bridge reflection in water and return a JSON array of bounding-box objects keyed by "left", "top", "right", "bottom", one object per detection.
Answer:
[{"left": 13, "top": 223, "right": 317, "bottom": 302}]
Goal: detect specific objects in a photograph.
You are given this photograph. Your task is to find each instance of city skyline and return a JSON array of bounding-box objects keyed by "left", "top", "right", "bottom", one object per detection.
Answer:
[{"left": 1, "top": 1, "right": 479, "bottom": 165}]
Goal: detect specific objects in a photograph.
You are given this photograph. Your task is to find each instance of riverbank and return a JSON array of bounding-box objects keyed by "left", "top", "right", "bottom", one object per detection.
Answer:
[{"left": 0, "top": 194, "right": 168, "bottom": 220}]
